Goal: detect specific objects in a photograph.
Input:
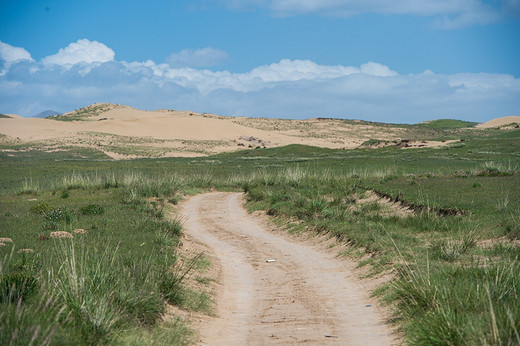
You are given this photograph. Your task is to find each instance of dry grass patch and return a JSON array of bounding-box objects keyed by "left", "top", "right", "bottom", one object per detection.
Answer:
[
  {"left": 49, "top": 231, "right": 74, "bottom": 239},
  {"left": 72, "top": 228, "right": 88, "bottom": 234}
]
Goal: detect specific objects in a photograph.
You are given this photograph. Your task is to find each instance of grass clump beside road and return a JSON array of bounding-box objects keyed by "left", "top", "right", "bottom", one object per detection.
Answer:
[
  {"left": 242, "top": 165, "right": 520, "bottom": 344},
  {"left": 0, "top": 175, "right": 198, "bottom": 345}
]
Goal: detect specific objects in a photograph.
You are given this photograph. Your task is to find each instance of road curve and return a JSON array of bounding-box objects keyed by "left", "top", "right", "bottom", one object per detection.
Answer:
[{"left": 179, "top": 192, "right": 396, "bottom": 345}]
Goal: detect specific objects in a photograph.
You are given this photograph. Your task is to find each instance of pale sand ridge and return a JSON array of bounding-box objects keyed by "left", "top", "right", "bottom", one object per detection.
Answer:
[
  {"left": 476, "top": 115, "right": 520, "bottom": 129},
  {"left": 1, "top": 103, "right": 514, "bottom": 159}
]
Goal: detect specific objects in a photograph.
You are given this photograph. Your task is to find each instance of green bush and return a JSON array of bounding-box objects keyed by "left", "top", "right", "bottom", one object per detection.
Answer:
[
  {"left": 79, "top": 204, "right": 105, "bottom": 215},
  {"left": 29, "top": 201, "right": 53, "bottom": 214}
]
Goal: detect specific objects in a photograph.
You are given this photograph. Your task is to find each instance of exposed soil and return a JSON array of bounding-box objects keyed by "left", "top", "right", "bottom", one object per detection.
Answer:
[{"left": 179, "top": 192, "right": 397, "bottom": 345}]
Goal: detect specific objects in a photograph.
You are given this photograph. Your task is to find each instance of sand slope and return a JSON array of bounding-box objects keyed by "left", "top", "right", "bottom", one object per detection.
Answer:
[
  {"left": 0, "top": 103, "right": 407, "bottom": 158},
  {"left": 1, "top": 103, "right": 513, "bottom": 159},
  {"left": 476, "top": 116, "right": 520, "bottom": 129}
]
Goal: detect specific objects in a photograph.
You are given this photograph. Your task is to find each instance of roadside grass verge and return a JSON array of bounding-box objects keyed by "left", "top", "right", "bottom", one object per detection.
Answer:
[
  {"left": 242, "top": 165, "right": 520, "bottom": 344},
  {"left": 0, "top": 178, "right": 199, "bottom": 345}
]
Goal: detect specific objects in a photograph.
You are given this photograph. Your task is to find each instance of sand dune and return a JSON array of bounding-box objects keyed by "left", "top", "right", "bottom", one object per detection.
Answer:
[
  {"left": 1, "top": 103, "right": 513, "bottom": 159},
  {"left": 476, "top": 116, "right": 520, "bottom": 129}
]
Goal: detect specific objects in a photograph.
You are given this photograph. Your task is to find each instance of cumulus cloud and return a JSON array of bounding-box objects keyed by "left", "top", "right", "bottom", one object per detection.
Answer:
[
  {"left": 41, "top": 39, "right": 115, "bottom": 66},
  {"left": 0, "top": 41, "right": 33, "bottom": 75},
  {"left": 165, "top": 47, "right": 229, "bottom": 68},
  {"left": 217, "top": 0, "right": 506, "bottom": 27},
  {"left": 0, "top": 40, "right": 518, "bottom": 122},
  {"left": 129, "top": 59, "right": 397, "bottom": 94},
  {"left": 0, "top": 41, "right": 33, "bottom": 64}
]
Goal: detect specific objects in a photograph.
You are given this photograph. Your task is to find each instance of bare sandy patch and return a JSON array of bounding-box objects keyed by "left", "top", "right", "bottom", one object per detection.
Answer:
[{"left": 476, "top": 116, "right": 520, "bottom": 129}]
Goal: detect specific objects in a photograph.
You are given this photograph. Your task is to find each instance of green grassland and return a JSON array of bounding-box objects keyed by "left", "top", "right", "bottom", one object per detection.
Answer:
[
  {"left": 417, "top": 119, "right": 479, "bottom": 129},
  {"left": 0, "top": 127, "right": 519, "bottom": 344}
]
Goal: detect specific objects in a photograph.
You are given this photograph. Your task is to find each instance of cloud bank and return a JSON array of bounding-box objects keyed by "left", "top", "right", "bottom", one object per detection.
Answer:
[
  {"left": 0, "top": 39, "right": 518, "bottom": 122},
  {"left": 218, "top": 0, "right": 515, "bottom": 28}
]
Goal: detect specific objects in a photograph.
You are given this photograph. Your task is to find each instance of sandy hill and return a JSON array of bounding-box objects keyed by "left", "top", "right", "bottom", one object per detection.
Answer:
[
  {"left": 0, "top": 103, "right": 511, "bottom": 159},
  {"left": 476, "top": 116, "right": 520, "bottom": 129}
]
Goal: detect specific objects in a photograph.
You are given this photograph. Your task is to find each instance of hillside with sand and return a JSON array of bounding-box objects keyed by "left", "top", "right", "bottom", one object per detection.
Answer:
[
  {"left": 0, "top": 103, "right": 512, "bottom": 159},
  {"left": 475, "top": 115, "right": 520, "bottom": 129}
]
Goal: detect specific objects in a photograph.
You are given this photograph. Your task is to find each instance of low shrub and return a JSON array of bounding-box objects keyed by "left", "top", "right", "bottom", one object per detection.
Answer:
[
  {"left": 29, "top": 201, "right": 53, "bottom": 214},
  {"left": 79, "top": 204, "right": 105, "bottom": 215}
]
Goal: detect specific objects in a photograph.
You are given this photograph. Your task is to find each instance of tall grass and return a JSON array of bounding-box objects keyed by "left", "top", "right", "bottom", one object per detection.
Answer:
[
  {"left": 0, "top": 249, "right": 67, "bottom": 345},
  {"left": 19, "top": 177, "right": 41, "bottom": 195},
  {"left": 46, "top": 171, "right": 186, "bottom": 193},
  {"left": 2, "top": 171, "right": 199, "bottom": 345},
  {"left": 392, "top": 256, "right": 520, "bottom": 345},
  {"left": 47, "top": 240, "right": 166, "bottom": 344}
]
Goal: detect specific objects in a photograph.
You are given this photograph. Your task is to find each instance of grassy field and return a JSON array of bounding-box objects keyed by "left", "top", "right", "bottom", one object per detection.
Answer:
[
  {"left": 0, "top": 126, "right": 519, "bottom": 344},
  {"left": 0, "top": 174, "right": 202, "bottom": 344}
]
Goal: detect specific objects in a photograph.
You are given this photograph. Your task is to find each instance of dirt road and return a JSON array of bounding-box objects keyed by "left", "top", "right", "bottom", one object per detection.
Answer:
[{"left": 180, "top": 192, "right": 395, "bottom": 345}]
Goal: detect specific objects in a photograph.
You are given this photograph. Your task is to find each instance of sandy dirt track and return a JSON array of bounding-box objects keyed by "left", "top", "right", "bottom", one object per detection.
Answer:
[{"left": 179, "top": 192, "right": 396, "bottom": 345}]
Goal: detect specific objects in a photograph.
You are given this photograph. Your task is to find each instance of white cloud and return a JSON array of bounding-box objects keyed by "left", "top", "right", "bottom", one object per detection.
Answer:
[
  {"left": 41, "top": 39, "right": 115, "bottom": 66},
  {"left": 165, "top": 47, "right": 229, "bottom": 68},
  {"left": 0, "top": 41, "right": 33, "bottom": 64},
  {"left": 268, "top": 0, "right": 489, "bottom": 16},
  {"left": 126, "top": 58, "right": 397, "bottom": 94},
  {"left": 0, "top": 41, "right": 34, "bottom": 75},
  {"left": 218, "top": 0, "right": 504, "bottom": 27},
  {"left": 0, "top": 40, "right": 518, "bottom": 122}
]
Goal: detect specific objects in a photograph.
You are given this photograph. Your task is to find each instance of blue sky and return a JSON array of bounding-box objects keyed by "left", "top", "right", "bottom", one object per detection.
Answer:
[{"left": 1, "top": 0, "right": 519, "bottom": 122}]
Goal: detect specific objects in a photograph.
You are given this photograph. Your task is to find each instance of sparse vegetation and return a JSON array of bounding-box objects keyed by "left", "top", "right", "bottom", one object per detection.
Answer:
[
  {"left": 49, "top": 103, "right": 124, "bottom": 121},
  {"left": 0, "top": 124, "right": 518, "bottom": 344},
  {"left": 0, "top": 173, "right": 202, "bottom": 345}
]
